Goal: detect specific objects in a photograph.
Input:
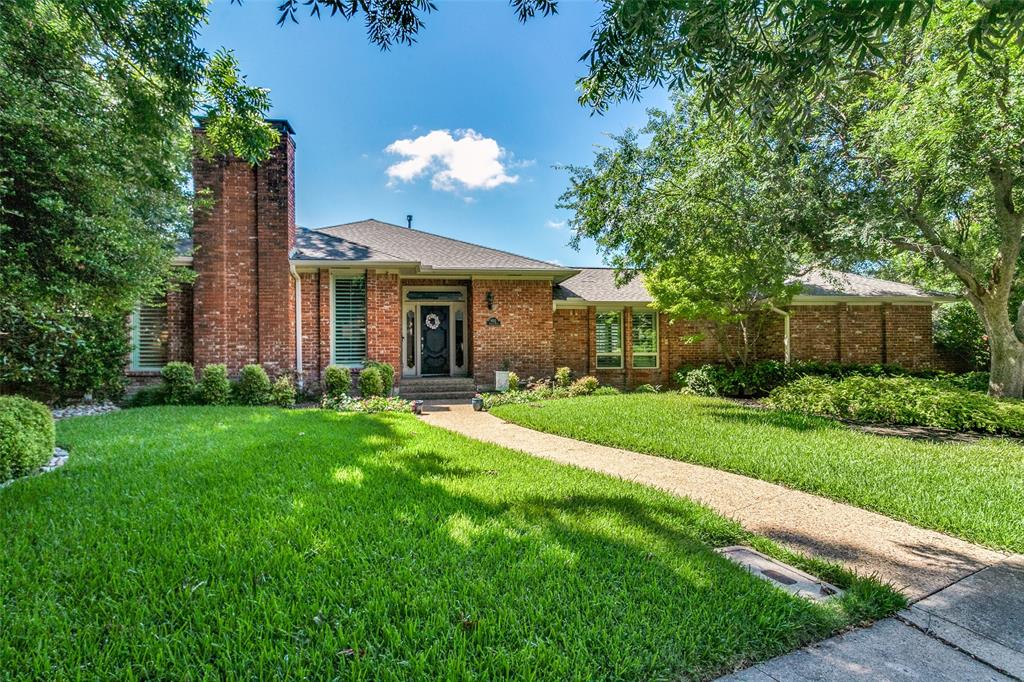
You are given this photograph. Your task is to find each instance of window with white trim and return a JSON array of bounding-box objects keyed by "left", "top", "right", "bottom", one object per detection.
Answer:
[
  {"left": 333, "top": 275, "right": 367, "bottom": 367},
  {"left": 131, "top": 301, "right": 169, "bottom": 370},
  {"left": 595, "top": 310, "right": 623, "bottom": 369},
  {"left": 631, "top": 309, "right": 659, "bottom": 368}
]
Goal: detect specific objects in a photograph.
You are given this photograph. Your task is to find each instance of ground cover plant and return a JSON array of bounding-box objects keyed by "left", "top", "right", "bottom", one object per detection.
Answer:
[
  {"left": 492, "top": 394, "right": 1024, "bottom": 553},
  {"left": 766, "top": 375, "right": 1024, "bottom": 436},
  {"left": 0, "top": 407, "right": 899, "bottom": 679}
]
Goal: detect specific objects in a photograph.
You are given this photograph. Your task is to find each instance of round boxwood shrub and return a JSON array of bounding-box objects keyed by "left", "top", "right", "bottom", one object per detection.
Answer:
[
  {"left": 569, "top": 375, "right": 600, "bottom": 396},
  {"left": 364, "top": 361, "right": 395, "bottom": 396},
  {"left": 160, "top": 362, "right": 196, "bottom": 405},
  {"left": 235, "top": 365, "right": 272, "bottom": 406},
  {"left": 358, "top": 366, "right": 385, "bottom": 398},
  {"left": 0, "top": 396, "right": 55, "bottom": 482},
  {"left": 324, "top": 365, "right": 352, "bottom": 397},
  {"left": 197, "top": 364, "right": 231, "bottom": 405}
]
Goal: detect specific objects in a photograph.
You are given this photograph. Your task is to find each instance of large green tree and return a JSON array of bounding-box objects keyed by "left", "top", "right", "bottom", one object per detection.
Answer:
[
  {"left": 560, "top": 96, "right": 815, "bottom": 366},
  {"left": 0, "top": 0, "right": 276, "bottom": 398},
  {"left": 787, "top": 3, "right": 1024, "bottom": 396}
]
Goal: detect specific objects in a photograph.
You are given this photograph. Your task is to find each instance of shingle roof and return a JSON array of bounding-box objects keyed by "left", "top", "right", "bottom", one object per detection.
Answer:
[
  {"left": 554, "top": 267, "right": 954, "bottom": 303},
  {"left": 313, "top": 219, "right": 569, "bottom": 272},
  {"left": 789, "top": 268, "right": 950, "bottom": 299},
  {"left": 554, "top": 268, "right": 650, "bottom": 302},
  {"left": 291, "top": 228, "right": 412, "bottom": 263}
]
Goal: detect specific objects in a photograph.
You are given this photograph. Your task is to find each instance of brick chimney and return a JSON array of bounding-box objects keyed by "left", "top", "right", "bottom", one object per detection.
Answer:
[{"left": 191, "top": 120, "right": 297, "bottom": 376}]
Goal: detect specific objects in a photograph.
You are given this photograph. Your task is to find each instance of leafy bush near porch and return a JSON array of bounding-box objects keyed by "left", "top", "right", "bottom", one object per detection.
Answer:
[
  {"left": 358, "top": 366, "right": 385, "bottom": 397},
  {"left": 0, "top": 396, "right": 54, "bottom": 482},
  {"left": 554, "top": 366, "right": 573, "bottom": 388},
  {"left": 323, "top": 365, "right": 351, "bottom": 397},
  {"left": 765, "top": 375, "right": 1024, "bottom": 435},
  {"left": 364, "top": 361, "right": 395, "bottom": 396},
  {"left": 569, "top": 375, "right": 600, "bottom": 396},
  {"left": 160, "top": 362, "right": 196, "bottom": 405},
  {"left": 234, "top": 365, "right": 272, "bottom": 406},
  {"left": 196, "top": 364, "right": 231, "bottom": 405},
  {"left": 481, "top": 375, "right": 606, "bottom": 409}
]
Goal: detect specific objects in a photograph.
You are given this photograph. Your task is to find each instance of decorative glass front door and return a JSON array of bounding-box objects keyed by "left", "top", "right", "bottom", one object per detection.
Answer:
[{"left": 420, "top": 305, "right": 450, "bottom": 375}]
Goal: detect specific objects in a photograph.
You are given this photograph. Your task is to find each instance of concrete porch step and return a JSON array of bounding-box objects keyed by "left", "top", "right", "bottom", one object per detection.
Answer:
[{"left": 399, "top": 377, "right": 476, "bottom": 401}]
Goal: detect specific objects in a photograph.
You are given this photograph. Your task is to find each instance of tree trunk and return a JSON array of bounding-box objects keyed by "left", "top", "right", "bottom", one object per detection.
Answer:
[{"left": 977, "top": 299, "right": 1024, "bottom": 398}]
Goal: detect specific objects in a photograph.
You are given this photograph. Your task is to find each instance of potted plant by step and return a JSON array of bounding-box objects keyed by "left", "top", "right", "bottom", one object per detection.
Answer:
[
  {"left": 494, "top": 358, "right": 512, "bottom": 392},
  {"left": 471, "top": 393, "right": 484, "bottom": 411}
]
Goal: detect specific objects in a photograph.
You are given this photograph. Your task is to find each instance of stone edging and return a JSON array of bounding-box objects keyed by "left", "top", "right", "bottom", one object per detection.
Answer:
[{"left": 0, "top": 447, "right": 69, "bottom": 490}]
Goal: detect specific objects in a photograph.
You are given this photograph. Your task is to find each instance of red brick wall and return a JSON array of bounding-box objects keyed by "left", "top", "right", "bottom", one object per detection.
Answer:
[
  {"left": 190, "top": 126, "right": 296, "bottom": 377},
  {"left": 472, "top": 280, "right": 554, "bottom": 388},
  {"left": 367, "top": 270, "right": 402, "bottom": 382},
  {"left": 166, "top": 283, "right": 194, "bottom": 365},
  {"left": 299, "top": 270, "right": 323, "bottom": 388}
]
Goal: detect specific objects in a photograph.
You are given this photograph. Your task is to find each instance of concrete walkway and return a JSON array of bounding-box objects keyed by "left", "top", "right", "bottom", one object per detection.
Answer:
[{"left": 420, "top": 402, "right": 1023, "bottom": 680}]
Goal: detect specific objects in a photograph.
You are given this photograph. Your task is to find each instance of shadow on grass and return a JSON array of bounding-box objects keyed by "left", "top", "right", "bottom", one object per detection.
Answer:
[
  {"left": 6, "top": 407, "right": 890, "bottom": 679},
  {"left": 697, "top": 400, "right": 840, "bottom": 434}
]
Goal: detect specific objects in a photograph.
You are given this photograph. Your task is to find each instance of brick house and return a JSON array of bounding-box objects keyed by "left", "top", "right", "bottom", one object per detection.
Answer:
[{"left": 129, "top": 121, "right": 956, "bottom": 397}]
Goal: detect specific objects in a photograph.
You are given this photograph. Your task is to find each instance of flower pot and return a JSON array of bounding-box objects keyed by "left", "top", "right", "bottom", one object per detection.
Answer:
[
  {"left": 494, "top": 370, "right": 510, "bottom": 392},
  {"left": 413, "top": 400, "right": 424, "bottom": 415},
  {"left": 472, "top": 396, "right": 484, "bottom": 411}
]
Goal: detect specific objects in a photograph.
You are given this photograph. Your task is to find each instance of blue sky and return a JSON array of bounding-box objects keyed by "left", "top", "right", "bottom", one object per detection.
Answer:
[{"left": 199, "top": 0, "right": 668, "bottom": 266}]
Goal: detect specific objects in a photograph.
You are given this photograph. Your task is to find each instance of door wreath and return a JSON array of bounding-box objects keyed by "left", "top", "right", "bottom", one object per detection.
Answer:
[{"left": 424, "top": 313, "right": 441, "bottom": 330}]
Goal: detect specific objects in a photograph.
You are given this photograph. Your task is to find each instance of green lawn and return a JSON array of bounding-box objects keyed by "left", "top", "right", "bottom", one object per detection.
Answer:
[
  {"left": 0, "top": 407, "right": 898, "bottom": 680},
  {"left": 492, "top": 394, "right": 1024, "bottom": 553}
]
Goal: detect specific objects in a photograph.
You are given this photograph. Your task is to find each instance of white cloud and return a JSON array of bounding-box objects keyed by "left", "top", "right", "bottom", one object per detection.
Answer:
[
  {"left": 545, "top": 219, "right": 566, "bottom": 230},
  {"left": 385, "top": 129, "right": 519, "bottom": 192}
]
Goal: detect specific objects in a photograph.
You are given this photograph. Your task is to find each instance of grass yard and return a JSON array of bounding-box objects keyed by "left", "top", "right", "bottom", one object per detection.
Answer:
[
  {"left": 0, "top": 407, "right": 899, "bottom": 680},
  {"left": 492, "top": 394, "right": 1024, "bottom": 553}
]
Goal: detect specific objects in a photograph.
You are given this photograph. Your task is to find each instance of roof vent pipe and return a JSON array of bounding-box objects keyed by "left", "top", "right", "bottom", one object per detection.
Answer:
[{"left": 406, "top": 214, "right": 413, "bottom": 229}]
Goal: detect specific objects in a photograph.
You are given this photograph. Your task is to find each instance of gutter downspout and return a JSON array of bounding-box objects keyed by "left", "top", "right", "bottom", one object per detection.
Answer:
[
  {"left": 771, "top": 306, "right": 791, "bottom": 364},
  {"left": 290, "top": 265, "right": 303, "bottom": 389}
]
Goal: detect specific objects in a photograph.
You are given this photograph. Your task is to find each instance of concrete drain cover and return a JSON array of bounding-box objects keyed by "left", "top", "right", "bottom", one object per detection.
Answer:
[{"left": 716, "top": 546, "right": 843, "bottom": 601}]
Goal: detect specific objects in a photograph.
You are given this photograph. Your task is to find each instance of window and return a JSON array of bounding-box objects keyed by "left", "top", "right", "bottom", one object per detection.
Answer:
[
  {"left": 632, "top": 310, "right": 659, "bottom": 368},
  {"left": 595, "top": 310, "right": 623, "bottom": 368},
  {"left": 333, "top": 275, "right": 367, "bottom": 367},
  {"left": 131, "top": 301, "right": 169, "bottom": 370}
]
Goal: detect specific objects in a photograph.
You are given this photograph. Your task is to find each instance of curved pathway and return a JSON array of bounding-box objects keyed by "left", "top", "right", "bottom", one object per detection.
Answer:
[{"left": 421, "top": 402, "right": 1024, "bottom": 680}]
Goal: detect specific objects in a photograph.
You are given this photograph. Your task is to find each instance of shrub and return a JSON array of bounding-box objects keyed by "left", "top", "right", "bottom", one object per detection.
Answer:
[
  {"left": 678, "top": 365, "right": 724, "bottom": 397},
  {"left": 364, "top": 361, "right": 395, "bottom": 396},
  {"left": 592, "top": 386, "right": 621, "bottom": 396},
  {"left": 569, "top": 375, "right": 600, "bottom": 396},
  {"left": 160, "top": 362, "right": 196, "bottom": 405},
  {"left": 123, "top": 385, "right": 167, "bottom": 408},
  {"left": 554, "top": 367, "right": 573, "bottom": 388},
  {"left": 0, "top": 396, "right": 55, "bottom": 482},
  {"left": 507, "top": 371, "right": 521, "bottom": 392},
  {"left": 939, "top": 371, "right": 990, "bottom": 393},
  {"left": 270, "top": 376, "right": 297, "bottom": 407},
  {"left": 934, "top": 300, "right": 990, "bottom": 371},
  {"left": 323, "top": 365, "right": 351, "bottom": 397},
  {"left": 234, "top": 365, "right": 272, "bottom": 406},
  {"left": 634, "top": 383, "right": 659, "bottom": 393},
  {"left": 358, "top": 366, "right": 385, "bottom": 397},
  {"left": 196, "top": 364, "right": 231, "bottom": 405},
  {"left": 765, "top": 375, "right": 1024, "bottom": 435}
]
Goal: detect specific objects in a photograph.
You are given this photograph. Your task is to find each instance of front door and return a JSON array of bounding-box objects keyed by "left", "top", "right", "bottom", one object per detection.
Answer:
[{"left": 420, "top": 305, "right": 450, "bottom": 375}]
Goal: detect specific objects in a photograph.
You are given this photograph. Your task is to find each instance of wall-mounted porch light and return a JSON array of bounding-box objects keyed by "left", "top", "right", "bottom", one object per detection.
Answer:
[{"left": 485, "top": 290, "right": 494, "bottom": 310}]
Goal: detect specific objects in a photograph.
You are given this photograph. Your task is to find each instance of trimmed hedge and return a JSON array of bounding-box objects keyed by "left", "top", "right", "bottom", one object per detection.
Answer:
[
  {"left": 160, "top": 362, "right": 195, "bottom": 405},
  {"left": 0, "top": 396, "right": 55, "bottom": 482},
  {"left": 234, "top": 365, "right": 272, "bottom": 406},
  {"left": 364, "top": 361, "right": 395, "bottom": 396},
  {"left": 323, "top": 365, "right": 351, "bottom": 397},
  {"left": 765, "top": 375, "right": 1024, "bottom": 435},
  {"left": 197, "top": 364, "right": 231, "bottom": 405},
  {"left": 358, "top": 366, "right": 385, "bottom": 398},
  {"left": 270, "top": 376, "right": 297, "bottom": 407}
]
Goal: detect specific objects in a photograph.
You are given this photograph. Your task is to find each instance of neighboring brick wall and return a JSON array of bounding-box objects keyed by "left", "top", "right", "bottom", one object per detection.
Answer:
[
  {"left": 472, "top": 279, "right": 554, "bottom": 389},
  {"left": 789, "top": 305, "right": 841, "bottom": 362},
  {"left": 190, "top": 126, "right": 296, "bottom": 377},
  {"left": 367, "top": 270, "right": 402, "bottom": 382},
  {"left": 887, "top": 304, "right": 946, "bottom": 369}
]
